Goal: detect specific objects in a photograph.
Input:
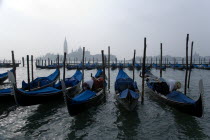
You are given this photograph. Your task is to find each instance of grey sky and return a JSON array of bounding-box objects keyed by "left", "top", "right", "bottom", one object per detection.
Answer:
[{"left": 0, "top": 0, "right": 210, "bottom": 60}]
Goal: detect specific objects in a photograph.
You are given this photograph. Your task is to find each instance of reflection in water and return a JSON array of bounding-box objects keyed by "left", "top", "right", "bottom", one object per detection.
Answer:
[
  {"left": 115, "top": 104, "right": 140, "bottom": 139},
  {"left": 173, "top": 112, "right": 207, "bottom": 139},
  {"left": 17, "top": 99, "right": 65, "bottom": 136},
  {"left": 0, "top": 102, "right": 17, "bottom": 119},
  {"left": 67, "top": 109, "right": 96, "bottom": 139},
  {"left": 67, "top": 91, "right": 107, "bottom": 139}
]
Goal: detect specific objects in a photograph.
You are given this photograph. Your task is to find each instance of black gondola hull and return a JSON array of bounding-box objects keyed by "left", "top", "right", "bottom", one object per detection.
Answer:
[
  {"left": 0, "top": 76, "right": 8, "bottom": 84},
  {"left": 65, "top": 89, "right": 105, "bottom": 116},
  {"left": 13, "top": 82, "right": 81, "bottom": 106},
  {"left": 146, "top": 84, "right": 203, "bottom": 117},
  {"left": 115, "top": 92, "right": 139, "bottom": 111}
]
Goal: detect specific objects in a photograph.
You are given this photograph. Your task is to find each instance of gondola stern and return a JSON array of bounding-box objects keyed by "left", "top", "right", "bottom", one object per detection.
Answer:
[{"left": 194, "top": 79, "right": 204, "bottom": 117}]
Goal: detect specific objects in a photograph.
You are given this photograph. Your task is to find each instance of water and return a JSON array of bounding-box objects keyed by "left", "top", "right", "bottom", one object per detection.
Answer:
[{"left": 0, "top": 67, "right": 210, "bottom": 139}]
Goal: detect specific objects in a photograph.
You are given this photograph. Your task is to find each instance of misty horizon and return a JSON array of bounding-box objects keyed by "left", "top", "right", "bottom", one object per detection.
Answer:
[{"left": 0, "top": 0, "right": 210, "bottom": 60}]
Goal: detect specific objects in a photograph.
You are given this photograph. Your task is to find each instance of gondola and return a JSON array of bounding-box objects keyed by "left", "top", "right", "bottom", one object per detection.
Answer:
[
  {"left": 63, "top": 69, "right": 106, "bottom": 116},
  {"left": 170, "top": 64, "right": 185, "bottom": 70},
  {"left": 118, "top": 63, "right": 124, "bottom": 69},
  {"left": 111, "top": 63, "right": 117, "bottom": 70},
  {"left": 85, "top": 62, "right": 95, "bottom": 70},
  {"left": 0, "top": 69, "right": 13, "bottom": 84},
  {"left": 0, "top": 63, "right": 19, "bottom": 68},
  {"left": 36, "top": 65, "right": 47, "bottom": 69},
  {"left": 46, "top": 64, "right": 63, "bottom": 69},
  {"left": 9, "top": 70, "right": 82, "bottom": 106},
  {"left": 0, "top": 88, "right": 13, "bottom": 101},
  {"left": 66, "top": 64, "right": 77, "bottom": 70},
  {"left": 144, "top": 71, "right": 203, "bottom": 117},
  {"left": 135, "top": 63, "right": 141, "bottom": 71},
  {"left": 114, "top": 69, "right": 140, "bottom": 111},
  {"left": 193, "top": 64, "right": 200, "bottom": 69},
  {"left": 202, "top": 64, "right": 210, "bottom": 70},
  {"left": 22, "top": 68, "right": 60, "bottom": 90},
  {"left": 152, "top": 64, "right": 166, "bottom": 71},
  {"left": 127, "top": 63, "right": 134, "bottom": 70}
]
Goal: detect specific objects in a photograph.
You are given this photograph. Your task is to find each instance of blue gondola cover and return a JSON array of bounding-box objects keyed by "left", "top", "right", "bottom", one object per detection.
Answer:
[
  {"left": 19, "top": 87, "right": 61, "bottom": 95},
  {"left": 72, "top": 90, "right": 96, "bottom": 103},
  {"left": 95, "top": 69, "right": 103, "bottom": 78},
  {"left": 166, "top": 91, "right": 196, "bottom": 104},
  {"left": 22, "top": 69, "right": 59, "bottom": 89},
  {"left": 0, "top": 88, "right": 12, "bottom": 94},
  {"left": 55, "top": 70, "right": 82, "bottom": 88},
  {"left": 119, "top": 89, "right": 139, "bottom": 99}
]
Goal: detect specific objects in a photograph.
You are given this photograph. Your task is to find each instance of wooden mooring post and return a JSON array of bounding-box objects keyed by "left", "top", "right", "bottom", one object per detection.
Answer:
[
  {"left": 160, "top": 43, "right": 162, "bottom": 78},
  {"left": 188, "top": 41, "right": 193, "bottom": 88},
  {"left": 82, "top": 47, "right": 85, "bottom": 84},
  {"left": 22, "top": 57, "right": 25, "bottom": 67},
  {"left": 11, "top": 51, "right": 16, "bottom": 85},
  {"left": 27, "top": 55, "right": 30, "bottom": 91},
  {"left": 108, "top": 46, "right": 110, "bottom": 90},
  {"left": 141, "top": 37, "right": 147, "bottom": 104},
  {"left": 184, "top": 34, "right": 189, "bottom": 95}
]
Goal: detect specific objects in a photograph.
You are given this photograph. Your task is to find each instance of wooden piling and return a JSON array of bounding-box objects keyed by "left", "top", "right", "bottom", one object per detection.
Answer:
[
  {"left": 133, "top": 50, "right": 136, "bottom": 81},
  {"left": 57, "top": 55, "right": 60, "bottom": 81},
  {"left": 31, "top": 55, "right": 34, "bottom": 81},
  {"left": 160, "top": 43, "right": 162, "bottom": 78},
  {"left": 142, "top": 38, "right": 147, "bottom": 104},
  {"left": 22, "top": 57, "right": 24, "bottom": 67},
  {"left": 108, "top": 46, "right": 110, "bottom": 90},
  {"left": 27, "top": 55, "right": 30, "bottom": 91},
  {"left": 123, "top": 58, "right": 125, "bottom": 68},
  {"left": 63, "top": 52, "right": 66, "bottom": 80},
  {"left": 101, "top": 50, "right": 106, "bottom": 94},
  {"left": 184, "top": 34, "right": 189, "bottom": 95},
  {"left": 11, "top": 51, "right": 16, "bottom": 85},
  {"left": 82, "top": 47, "right": 85, "bottom": 84},
  {"left": 188, "top": 41, "right": 193, "bottom": 88}
]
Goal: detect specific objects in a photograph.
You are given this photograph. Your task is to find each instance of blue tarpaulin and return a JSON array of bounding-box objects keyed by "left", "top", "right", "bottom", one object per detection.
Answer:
[
  {"left": 166, "top": 91, "right": 195, "bottom": 104},
  {"left": 95, "top": 69, "right": 103, "bottom": 78},
  {"left": 19, "top": 87, "right": 61, "bottom": 95},
  {"left": 22, "top": 69, "right": 59, "bottom": 89},
  {"left": 115, "top": 69, "right": 139, "bottom": 95},
  {"left": 72, "top": 90, "right": 96, "bottom": 103},
  {"left": 54, "top": 70, "right": 82, "bottom": 89},
  {"left": 119, "top": 89, "right": 139, "bottom": 99},
  {"left": 0, "top": 88, "right": 12, "bottom": 94}
]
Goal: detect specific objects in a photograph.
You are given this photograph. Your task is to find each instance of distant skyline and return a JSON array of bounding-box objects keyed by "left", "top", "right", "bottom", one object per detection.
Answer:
[{"left": 0, "top": 0, "right": 210, "bottom": 60}]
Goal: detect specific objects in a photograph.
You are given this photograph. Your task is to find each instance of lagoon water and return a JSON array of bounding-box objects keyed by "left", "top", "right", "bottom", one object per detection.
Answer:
[{"left": 0, "top": 66, "right": 210, "bottom": 139}]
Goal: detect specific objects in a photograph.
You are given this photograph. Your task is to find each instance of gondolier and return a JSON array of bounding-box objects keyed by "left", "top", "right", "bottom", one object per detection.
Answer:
[
  {"left": 147, "top": 78, "right": 181, "bottom": 95},
  {"left": 166, "top": 79, "right": 181, "bottom": 92}
]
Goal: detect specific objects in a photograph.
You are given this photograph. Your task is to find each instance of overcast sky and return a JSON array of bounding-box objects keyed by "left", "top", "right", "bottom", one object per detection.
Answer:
[{"left": 0, "top": 0, "right": 210, "bottom": 60}]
